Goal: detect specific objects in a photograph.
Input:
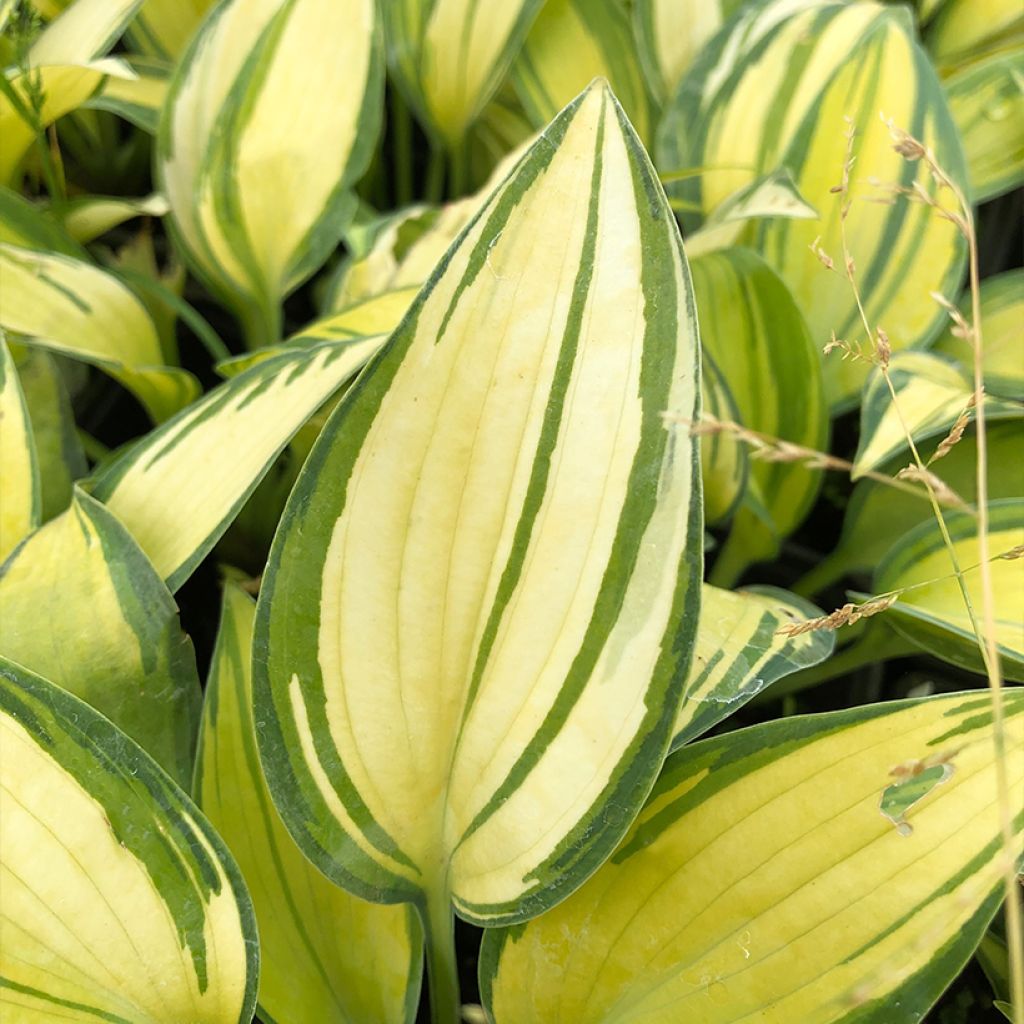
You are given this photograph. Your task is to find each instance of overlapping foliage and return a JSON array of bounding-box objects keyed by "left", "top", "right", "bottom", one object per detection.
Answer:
[{"left": 0, "top": 1, "right": 1021, "bottom": 1023}]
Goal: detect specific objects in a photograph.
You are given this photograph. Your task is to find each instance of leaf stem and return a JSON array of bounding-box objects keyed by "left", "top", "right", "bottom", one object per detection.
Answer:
[
  {"left": 420, "top": 884, "right": 460, "bottom": 1024},
  {"left": 113, "top": 266, "right": 232, "bottom": 364},
  {"left": 426, "top": 144, "right": 446, "bottom": 204},
  {"left": 708, "top": 526, "right": 756, "bottom": 589},
  {"left": 238, "top": 293, "right": 282, "bottom": 352},
  {"left": 391, "top": 88, "right": 415, "bottom": 207},
  {"left": 791, "top": 551, "right": 847, "bottom": 598},
  {"left": 449, "top": 138, "right": 469, "bottom": 199}
]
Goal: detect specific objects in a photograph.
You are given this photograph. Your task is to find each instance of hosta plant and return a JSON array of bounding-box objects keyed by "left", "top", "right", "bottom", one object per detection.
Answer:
[{"left": 1, "top": 1, "right": 1022, "bottom": 1023}]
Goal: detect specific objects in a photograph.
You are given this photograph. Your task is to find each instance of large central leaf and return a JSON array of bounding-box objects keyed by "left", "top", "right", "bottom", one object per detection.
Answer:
[{"left": 254, "top": 82, "right": 702, "bottom": 930}]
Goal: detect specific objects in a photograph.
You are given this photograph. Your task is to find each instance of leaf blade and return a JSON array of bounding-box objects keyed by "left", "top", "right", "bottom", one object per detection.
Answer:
[
  {"left": 255, "top": 82, "right": 703, "bottom": 925},
  {"left": 512, "top": 0, "right": 652, "bottom": 144},
  {"left": 0, "top": 657, "right": 257, "bottom": 1024},
  {"left": 674, "top": 584, "right": 835, "bottom": 749},
  {"left": 944, "top": 46, "right": 1024, "bottom": 203},
  {"left": 484, "top": 691, "right": 1024, "bottom": 1022},
  {"left": 158, "top": 0, "right": 382, "bottom": 330},
  {"left": 383, "top": 0, "right": 544, "bottom": 145},
  {"left": 873, "top": 498, "right": 1024, "bottom": 680},
  {"left": 0, "top": 488, "right": 202, "bottom": 784},
  {"left": 0, "top": 337, "right": 39, "bottom": 561},
  {"left": 657, "top": 0, "right": 968, "bottom": 409},
  {"left": 0, "top": 243, "right": 198, "bottom": 421},
  {"left": 92, "top": 340, "right": 383, "bottom": 589},
  {"left": 195, "top": 583, "right": 422, "bottom": 1024}
]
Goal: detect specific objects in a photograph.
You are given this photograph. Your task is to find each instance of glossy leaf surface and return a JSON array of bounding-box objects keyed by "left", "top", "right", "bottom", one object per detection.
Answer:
[{"left": 944, "top": 47, "right": 1024, "bottom": 203}]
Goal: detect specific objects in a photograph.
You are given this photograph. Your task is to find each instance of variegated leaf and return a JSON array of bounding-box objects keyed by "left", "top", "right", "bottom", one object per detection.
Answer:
[
  {"left": 852, "top": 351, "right": 1021, "bottom": 478},
  {"left": 483, "top": 690, "right": 1024, "bottom": 1022},
  {"left": 700, "top": 352, "right": 747, "bottom": 525},
  {"left": 0, "top": 59, "right": 136, "bottom": 184},
  {"left": 512, "top": 0, "right": 652, "bottom": 144},
  {"left": 28, "top": 0, "right": 141, "bottom": 64},
  {"left": 19, "top": 0, "right": 66, "bottom": 19},
  {"left": 926, "top": 0, "right": 1024, "bottom": 67},
  {"left": 933, "top": 269, "right": 1024, "bottom": 401},
  {"left": 159, "top": 0, "right": 382, "bottom": 344},
  {"left": 683, "top": 169, "right": 818, "bottom": 258},
  {"left": 0, "top": 243, "right": 199, "bottom": 421},
  {"left": 470, "top": 88, "right": 536, "bottom": 185},
  {"left": 0, "top": 337, "right": 39, "bottom": 561},
  {"left": 129, "top": 0, "right": 214, "bottom": 59},
  {"left": 944, "top": 47, "right": 1024, "bottom": 203},
  {"left": 254, "top": 82, "right": 702, "bottom": 955},
  {"left": 633, "top": 0, "right": 746, "bottom": 102},
  {"left": 326, "top": 205, "right": 442, "bottom": 310},
  {"left": 326, "top": 142, "right": 530, "bottom": 311},
  {"left": 694, "top": 246, "right": 827, "bottom": 532},
  {"left": 0, "top": 656, "right": 257, "bottom": 1024},
  {"left": 62, "top": 193, "right": 169, "bottom": 243},
  {"left": 295, "top": 289, "right": 419, "bottom": 346},
  {"left": 0, "top": 487, "right": 201, "bottom": 784},
  {"left": 977, "top": 923, "right": 1015, "bottom": 1019},
  {"left": 196, "top": 583, "right": 423, "bottom": 1023},
  {"left": 91, "top": 341, "right": 383, "bottom": 590},
  {"left": 85, "top": 54, "right": 170, "bottom": 133},
  {"left": 872, "top": 498, "right": 1024, "bottom": 681},
  {"left": 799, "top": 419, "right": 1024, "bottom": 595},
  {"left": 691, "top": 246, "right": 828, "bottom": 584},
  {"left": 674, "top": 584, "right": 834, "bottom": 749},
  {"left": 217, "top": 289, "right": 414, "bottom": 377},
  {"left": 382, "top": 0, "right": 544, "bottom": 146},
  {"left": 11, "top": 345, "right": 85, "bottom": 522},
  {"left": 918, "top": 0, "right": 947, "bottom": 23},
  {"left": 658, "top": 0, "right": 968, "bottom": 410},
  {"left": 0, "top": 185, "right": 87, "bottom": 257}
]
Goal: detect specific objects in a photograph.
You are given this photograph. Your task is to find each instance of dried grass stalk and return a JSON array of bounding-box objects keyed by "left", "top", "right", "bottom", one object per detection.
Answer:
[{"left": 776, "top": 594, "right": 898, "bottom": 637}]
